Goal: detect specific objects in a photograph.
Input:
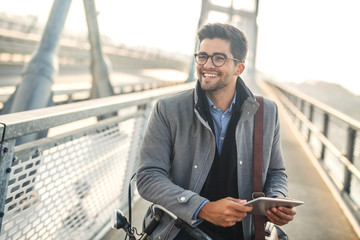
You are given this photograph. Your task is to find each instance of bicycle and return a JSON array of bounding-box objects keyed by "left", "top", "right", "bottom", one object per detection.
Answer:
[{"left": 111, "top": 174, "right": 212, "bottom": 240}]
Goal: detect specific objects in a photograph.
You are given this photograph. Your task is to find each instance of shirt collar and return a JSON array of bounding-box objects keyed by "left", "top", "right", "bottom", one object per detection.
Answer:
[{"left": 206, "top": 92, "right": 237, "bottom": 114}]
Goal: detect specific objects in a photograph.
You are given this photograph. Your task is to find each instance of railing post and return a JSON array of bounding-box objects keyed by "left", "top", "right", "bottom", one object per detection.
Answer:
[
  {"left": 343, "top": 127, "right": 356, "bottom": 194},
  {"left": 288, "top": 94, "right": 296, "bottom": 122},
  {"left": 290, "top": 93, "right": 296, "bottom": 105},
  {"left": 0, "top": 140, "right": 15, "bottom": 232},
  {"left": 307, "top": 105, "right": 314, "bottom": 142},
  {"left": 298, "top": 99, "right": 305, "bottom": 131},
  {"left": 320, "top": 113, "right": 329, "bottom": 160},
  {"left": 300, "top": 99, "right": 305, "bottom": 113}
]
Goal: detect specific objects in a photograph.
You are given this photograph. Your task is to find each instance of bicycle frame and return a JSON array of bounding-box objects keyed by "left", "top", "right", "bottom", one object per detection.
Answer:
[{"left": 111, "top": 174, "right": 212, "bottom": 240}]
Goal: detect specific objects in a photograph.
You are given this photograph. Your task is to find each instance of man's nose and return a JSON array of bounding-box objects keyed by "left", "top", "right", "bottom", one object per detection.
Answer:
[{"left": 204, "top": 56, "right": 215, "bottom": 67}]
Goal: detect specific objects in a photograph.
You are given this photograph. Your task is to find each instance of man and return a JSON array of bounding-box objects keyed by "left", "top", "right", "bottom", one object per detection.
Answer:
[{"left": 136, "top": 23, "right": 296, "bottom": 239}]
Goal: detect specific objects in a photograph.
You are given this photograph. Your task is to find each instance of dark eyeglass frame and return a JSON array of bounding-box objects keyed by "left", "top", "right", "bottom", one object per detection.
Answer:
[{"left": 194, "top": 52, "right": 242, "bottom": 67}]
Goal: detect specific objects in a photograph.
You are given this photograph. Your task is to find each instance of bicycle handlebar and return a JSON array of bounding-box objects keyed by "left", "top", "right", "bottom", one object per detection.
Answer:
[
  {"left": 152, "top": 204, "right": 212, "bottom": 240},
  {"left": 174, "top": 218, "right": 212, "bottom": 240}
]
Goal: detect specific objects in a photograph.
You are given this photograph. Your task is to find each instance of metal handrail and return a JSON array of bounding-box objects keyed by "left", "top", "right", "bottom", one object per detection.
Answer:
[
  {"left": 262, "top": 79, "right": 360, "bottom": 225},
  {"left": 0, "top": 81, "right": 181, "bottom": 108},
  {"left": 0, "top": 82, "right": 194, "bottom": 142},
  {"left": 273, "top": 84, "right": 360, "bottom": 181},
  {"left": 266, "top": 80, "right": 360, "bottom": 130},
  {"left": 0, "top": 27, "right": 191, "bottom": 70}
]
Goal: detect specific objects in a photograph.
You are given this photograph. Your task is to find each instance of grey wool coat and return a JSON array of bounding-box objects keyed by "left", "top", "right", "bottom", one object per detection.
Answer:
[{"left": 136, "top": 77, "right": 288, "bottom": 240}]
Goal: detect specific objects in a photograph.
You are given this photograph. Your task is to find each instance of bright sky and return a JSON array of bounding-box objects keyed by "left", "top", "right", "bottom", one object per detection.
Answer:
[
  {"left": 1, "top": 0, "right": 360, "bottom": 94},
  {"left": 257, "top": 0, "right": 360, "bottom": 95}
]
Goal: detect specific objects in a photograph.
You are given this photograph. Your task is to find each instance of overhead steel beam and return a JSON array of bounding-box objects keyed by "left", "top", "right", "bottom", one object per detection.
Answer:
[
  {"left": 6, "top": 0, "right": 72, "bottom": 114},
  {"left": 187, "top": 0, "right": 259, "bottom": 83},
  {"left": 83, "top": 0, "right": 114, "bottom": 98},
  {"left": 208, "top": 3, "right": 256, "bottom": 19},
  {"left": 186, "top": 0, "right": 209, "bottom": 82}
]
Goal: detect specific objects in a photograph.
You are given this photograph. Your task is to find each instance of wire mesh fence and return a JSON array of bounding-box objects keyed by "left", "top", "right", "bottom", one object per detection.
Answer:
[
  {"left": 1, "top": 112, "right": 146, "bottom": 240},
  {"left": 0, "top": 83, "right": 194, "bottom": 240}
]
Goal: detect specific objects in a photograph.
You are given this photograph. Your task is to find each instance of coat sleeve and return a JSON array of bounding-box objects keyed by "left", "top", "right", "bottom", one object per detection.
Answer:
[{"left": 136, "top": 98, "right": 206, "bottom": 225}]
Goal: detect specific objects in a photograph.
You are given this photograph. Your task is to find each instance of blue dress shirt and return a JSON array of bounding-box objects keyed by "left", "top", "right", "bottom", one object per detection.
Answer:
[
  {"left": 206, "top": 93, "right": 236, "bottom": 155},
  {"left": 193, "top": 93, "right": 237, "bottom": 220}
]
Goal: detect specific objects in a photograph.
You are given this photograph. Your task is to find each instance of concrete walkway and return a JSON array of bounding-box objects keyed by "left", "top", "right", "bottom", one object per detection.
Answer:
[{"left": 102, "top": 80, "right": 359, "bottom": 240}]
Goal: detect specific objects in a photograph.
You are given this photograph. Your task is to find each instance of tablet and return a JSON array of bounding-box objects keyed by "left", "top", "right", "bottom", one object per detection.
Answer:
[{"left": 243, "top": 197, "right": 304, "bottom": 216}]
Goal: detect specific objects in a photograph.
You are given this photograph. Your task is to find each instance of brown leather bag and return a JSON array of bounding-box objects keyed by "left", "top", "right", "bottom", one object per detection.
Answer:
[
  {"left": 253, "top": 96, "right": 288, "bottom": 240},
  {"left": 253, "top": 96, "right": 266, "bottom": 240}
]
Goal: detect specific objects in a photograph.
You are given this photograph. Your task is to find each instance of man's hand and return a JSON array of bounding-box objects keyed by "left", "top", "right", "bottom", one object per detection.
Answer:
[
  {"left": 197, "top": 197, "right": 253, "bottom": 227},
  {"left": 266, "top": 197, "right": 297, "bottom": 226}
]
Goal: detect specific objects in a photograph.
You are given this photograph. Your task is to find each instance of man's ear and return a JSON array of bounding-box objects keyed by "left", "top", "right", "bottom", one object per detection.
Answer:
[{"left": 235, "top": 63, "right": 245, "bottom": 76}]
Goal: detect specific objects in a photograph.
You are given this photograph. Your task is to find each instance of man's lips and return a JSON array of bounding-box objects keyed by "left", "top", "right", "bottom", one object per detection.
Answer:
[{"left": 202, "top": 72, "right": 219, "bottom": 79}]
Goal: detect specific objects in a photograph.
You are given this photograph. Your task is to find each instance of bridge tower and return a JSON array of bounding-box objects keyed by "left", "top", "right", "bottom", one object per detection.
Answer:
[
  {"left": 3, "top": 0, "right": 113, "bottom": 116},
  {"left": 2, "top": 0, "right": 114, "bottom": 144},
  {"left": 187, "top": 0, "right": 259, "bottom": 83}
]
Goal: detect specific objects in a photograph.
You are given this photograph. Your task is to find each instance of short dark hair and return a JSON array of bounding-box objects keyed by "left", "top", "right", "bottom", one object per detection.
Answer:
[{"left": 197, "top": 23, "right": 248, "bottom": 63}]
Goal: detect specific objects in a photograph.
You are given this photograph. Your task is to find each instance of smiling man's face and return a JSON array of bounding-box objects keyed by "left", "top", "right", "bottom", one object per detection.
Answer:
[{"left": 196, "top": 38, "right": 244, "bottom": 94}]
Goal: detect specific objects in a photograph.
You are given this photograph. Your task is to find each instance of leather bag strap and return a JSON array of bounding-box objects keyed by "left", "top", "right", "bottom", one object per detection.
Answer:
[{"left": 254, "top": 96, "right": 266, "bottom": 240}]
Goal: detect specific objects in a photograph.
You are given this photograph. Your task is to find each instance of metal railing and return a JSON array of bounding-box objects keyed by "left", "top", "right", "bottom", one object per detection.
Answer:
[
  {"left": 262, "top": 80, "right": 360, "bottom": 225},
  {"left": 0, "top": 83, "right": 194, "bottom": 240},
  {"left": 0, "top": 26, "right": 191, "bottom": 71},
  {"left": 0, "top": 18, "right": 191, "bottom": 110},
  {"left": 0, "top": 80, "right": 182, "bottom": 112}
]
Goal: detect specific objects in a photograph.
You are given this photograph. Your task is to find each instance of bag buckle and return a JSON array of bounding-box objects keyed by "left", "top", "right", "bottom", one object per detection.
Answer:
[{"left": 252, "top": 192, "right": 265, "bottom": 199}]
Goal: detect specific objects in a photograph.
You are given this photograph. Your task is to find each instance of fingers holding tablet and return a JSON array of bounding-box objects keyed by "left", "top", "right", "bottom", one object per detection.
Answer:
[{"left": 242, "top": 197, "right": 303, "bottom": 216}]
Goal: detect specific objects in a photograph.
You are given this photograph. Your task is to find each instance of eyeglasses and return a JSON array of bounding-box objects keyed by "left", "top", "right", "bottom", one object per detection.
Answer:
[{"left": 194, "top": 53, "right": 241, "bottom": 67}]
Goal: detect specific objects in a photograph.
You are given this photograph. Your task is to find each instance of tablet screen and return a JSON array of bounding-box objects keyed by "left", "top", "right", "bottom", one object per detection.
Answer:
[{"left": 243, "top": 197, "right": 304, "bottom": 216}]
